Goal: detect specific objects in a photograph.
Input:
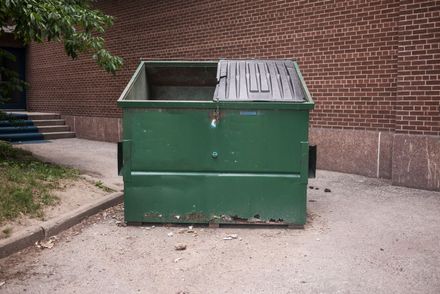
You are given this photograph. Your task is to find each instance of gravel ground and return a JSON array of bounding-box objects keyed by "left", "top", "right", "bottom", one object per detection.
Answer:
[{"left": 1, "top": 170, "right": 439, "bottom": 294}]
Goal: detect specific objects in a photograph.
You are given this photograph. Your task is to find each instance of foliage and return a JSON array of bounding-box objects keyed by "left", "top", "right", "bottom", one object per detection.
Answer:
[
  {"left": 0, "top": 1, "right": 123, "bottom": 104},
  {"left": 0, "top": 141, "right": 79, "bottom": 223},
  {"left": 0, "top": 0, "right": 123, "bottom": 73}
]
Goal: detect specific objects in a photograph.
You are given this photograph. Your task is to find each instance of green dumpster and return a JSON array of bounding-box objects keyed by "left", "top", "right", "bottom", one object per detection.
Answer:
[{"left": 117, "top": 59, "right": 315, "bottom": 227}]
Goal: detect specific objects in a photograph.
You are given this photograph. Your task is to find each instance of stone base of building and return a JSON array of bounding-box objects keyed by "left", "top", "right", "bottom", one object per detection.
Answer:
[
  {"left": 310, "top": 128, "right": 440, "bottom": 191},
  {"left": 62, "top": 115, "right": 121, "bottom": 143},
  {"left": 63, "top": 115, "right": 440, "bottom": 191}
]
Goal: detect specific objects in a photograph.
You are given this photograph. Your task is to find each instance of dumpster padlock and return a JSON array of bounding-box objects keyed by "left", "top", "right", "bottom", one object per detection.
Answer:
[{"left": 211, "top": 151, "right": 218, "bottom": 159}]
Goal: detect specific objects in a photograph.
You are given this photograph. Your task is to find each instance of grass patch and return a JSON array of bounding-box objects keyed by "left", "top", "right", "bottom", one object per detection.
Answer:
[{"left": 0, "top": 141, "right": 79, "bottom": 223}]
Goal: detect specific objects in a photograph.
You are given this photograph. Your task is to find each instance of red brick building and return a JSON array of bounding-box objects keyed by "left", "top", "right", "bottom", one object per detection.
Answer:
[{"left": 2, "top": 0, "right": 440, "bottom": 191}]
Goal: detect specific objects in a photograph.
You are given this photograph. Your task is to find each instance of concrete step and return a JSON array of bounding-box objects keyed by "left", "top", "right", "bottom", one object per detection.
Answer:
[
  {"left": 0, "top": 120, "right": 34, "bottom": 127},
  {"left": 32, "top": 119, "right": 66, "bottom": 126},
  {"left": 1, "top": 109, "right": 26, "bottom": 112},
  {"left": 0, "top": 126, "right": 39, "bottom": 134},
  {"left": 0, "top": 111, "right": 75, "bottom": 141},
  {"left": 0, "top": 119, "right": 67, "bottom": 127},
  {"left": 6, "top": 112, "right": 61, "bottom": 120},
  {"left": 42, "top": 132, "right": 75, "bottom": 140},
  {"left": 26, "top": 113, "right": 60, "bottom": 120},
  {"left": 0, "top": 132, "right": 44, "bottom": 142},
  {"left": 37, "top": 125, "right": 70, "bottom": 133}
]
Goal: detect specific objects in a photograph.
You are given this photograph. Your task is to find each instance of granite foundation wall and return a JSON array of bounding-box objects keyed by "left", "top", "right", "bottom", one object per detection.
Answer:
[
  {"left": 62, "top": 115, "right": 121, "bottom": 143},
  {"left": 310, "top": 128, "right": 439, "bottom": 191}
]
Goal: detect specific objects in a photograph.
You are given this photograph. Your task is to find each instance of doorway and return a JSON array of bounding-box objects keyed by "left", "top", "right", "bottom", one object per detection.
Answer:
[{"left": 0, "top": 47, "right": 26, "bottom": 110}]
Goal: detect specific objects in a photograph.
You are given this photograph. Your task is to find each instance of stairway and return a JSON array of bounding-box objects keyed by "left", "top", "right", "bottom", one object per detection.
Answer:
[{"left": 0, "top": 111, "right": 75, "bottom": 142}]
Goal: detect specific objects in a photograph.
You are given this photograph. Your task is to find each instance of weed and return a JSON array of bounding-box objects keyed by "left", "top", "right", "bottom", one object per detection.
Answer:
[{"left": 95, "top": 180, "right": 114, "bottom": 193}]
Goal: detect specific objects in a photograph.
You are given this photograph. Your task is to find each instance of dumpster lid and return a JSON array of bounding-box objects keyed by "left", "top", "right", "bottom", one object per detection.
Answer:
[{"left": 214, "top": 60, "right": 305, "bottom": 102}]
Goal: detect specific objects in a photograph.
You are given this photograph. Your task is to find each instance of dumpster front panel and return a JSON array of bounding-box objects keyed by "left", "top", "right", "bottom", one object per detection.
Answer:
[
  {"left": 127, "top": 108, "right": 308, "bottom": 174},
  {"left": 123, "top": 108, "right": 309, "bottom": 226},
  {"left": 124, "top": 173, "right": 307, "bottom": 225}
]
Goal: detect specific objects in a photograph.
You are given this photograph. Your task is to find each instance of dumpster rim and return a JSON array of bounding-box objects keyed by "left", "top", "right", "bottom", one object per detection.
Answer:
[{"left": 117, "top": 60, "right": 314, "bottom": 110}]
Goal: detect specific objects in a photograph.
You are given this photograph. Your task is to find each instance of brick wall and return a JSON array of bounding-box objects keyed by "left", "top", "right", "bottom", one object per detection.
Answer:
[
  {"left": 26, "top": 0, "right": 439, "bottom": 134},
  {"left": 27, "top": 0, "right": 401, "bottom": 128},
  {"left": 397, "top": 0, "right": 440, "bottom": 135}
]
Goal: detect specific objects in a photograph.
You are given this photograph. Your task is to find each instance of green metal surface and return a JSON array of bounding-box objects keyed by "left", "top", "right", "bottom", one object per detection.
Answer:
[
  {"left": 124, "top": 174, "right": 307, "bottom": 225},
  {"left": 118, "top": 60, "right": 314, "bottom": 226}
]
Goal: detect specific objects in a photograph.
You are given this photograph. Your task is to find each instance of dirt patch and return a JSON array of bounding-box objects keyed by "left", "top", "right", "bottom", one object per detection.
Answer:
[{"left": 0, "top": 177, "right": 110, "bottom": 240}]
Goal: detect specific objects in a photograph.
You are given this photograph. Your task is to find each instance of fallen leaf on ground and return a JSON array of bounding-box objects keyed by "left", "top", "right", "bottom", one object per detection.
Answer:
[
  {"left": 0, "top": 281, "right": 5, "bottom": 287},
  {"left": 115, "top": 221, "right": 126, "bottom": 227},
  {"left": 174, "top": 257, "right": 183, "bottom": 263},
  {"left": 35, "top": 236, "right": 57, "bottom": 249}
]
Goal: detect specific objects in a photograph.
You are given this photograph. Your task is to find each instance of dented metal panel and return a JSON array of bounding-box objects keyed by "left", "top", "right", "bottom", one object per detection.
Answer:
[{"left": 214, "top": 60, "right": 305, "bottom": 102}]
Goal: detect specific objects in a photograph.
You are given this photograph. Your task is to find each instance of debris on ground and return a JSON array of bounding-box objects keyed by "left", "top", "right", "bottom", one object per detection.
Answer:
[
  {"left": 309, "top": 199, "right": 317, "bottom": 202},
  {"left": 324, "top": 188, "right": 332, "bottom": 193},
  {"left": 178, "top": 226, "right": 196, "bottom": 235},
  {"left": 174, "top": 244, "right": 187, "bottom": 251},
  {"left": 0, "top": 281, "right": 5, "bottom": 287},
  {"left": 35, "top": 236, "right": 58, "bottom": 249},
  {"left": 248, "top": 217, "right": 261, "bottom": 223},
  {"left": 174, "top": 257, "right": 183, "bottom": 263},
  {"left": 115, "top": 221, "right": 126, "bottom": 227},
  {"left": 308, "top": 186, "right": 314, "bottom": 189},
  {"left": 223, "top": 234, "right": 238, "bottom": 240},
  {"left": 167, "top": 232, "right": 174, "bottom": 237}
]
